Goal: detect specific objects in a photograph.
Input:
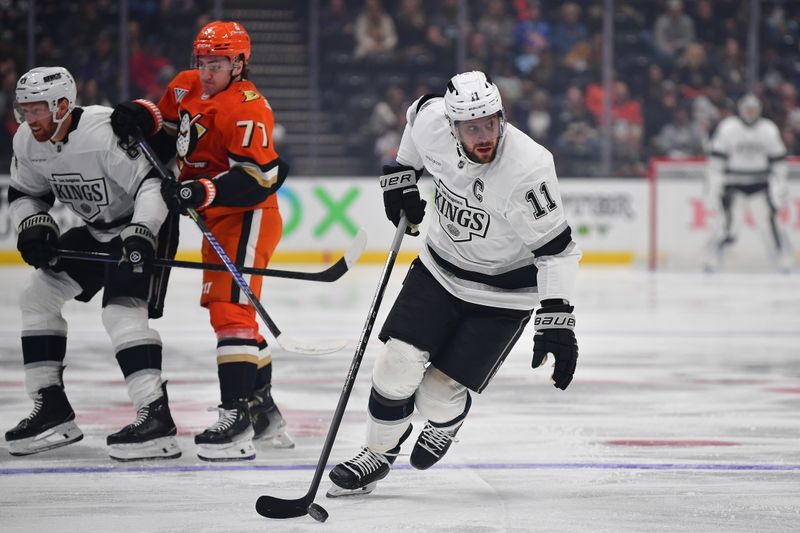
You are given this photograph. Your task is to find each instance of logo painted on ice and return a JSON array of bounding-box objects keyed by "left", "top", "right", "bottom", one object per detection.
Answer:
[
  {"left": 48, "top": 173, "right": 109, "bottom": 221},
  {"left": 434, "top": 180, "right": 489, "bottom": 242}
]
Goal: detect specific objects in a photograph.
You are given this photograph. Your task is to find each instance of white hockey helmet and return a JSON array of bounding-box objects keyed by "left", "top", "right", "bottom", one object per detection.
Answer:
[
  {"left": 444, "top": 71, "right": 506, "bottom": 161},
  {"left": 15, "top": 66, "right": 77, "bottom": 125},
  {"left": 737, "top": 93, "right": 761, "bottom": 124}
]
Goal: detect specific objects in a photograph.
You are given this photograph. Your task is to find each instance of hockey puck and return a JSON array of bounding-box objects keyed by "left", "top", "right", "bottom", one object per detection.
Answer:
[{"left": 307, "top": 503, "right": 329, "bottom": 522}]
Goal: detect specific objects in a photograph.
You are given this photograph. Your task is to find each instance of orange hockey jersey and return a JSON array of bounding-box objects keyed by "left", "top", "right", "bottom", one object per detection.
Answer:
[{"left": 156, "top": 70, "right": 283, "bottom": 216}]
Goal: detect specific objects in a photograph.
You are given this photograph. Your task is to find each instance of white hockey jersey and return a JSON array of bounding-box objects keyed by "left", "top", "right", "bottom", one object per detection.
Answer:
[
  {"left": 396, "top": 96, "right": 581, "bottom": 310},
  {"left": 10, "top": 106, "right": 167, "bottom": 242},
  {"left": 708, "top": 116, "right": 787, "bottom": 186}
]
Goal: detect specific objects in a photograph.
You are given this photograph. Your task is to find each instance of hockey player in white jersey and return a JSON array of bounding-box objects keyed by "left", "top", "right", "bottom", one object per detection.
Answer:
[
  {"left": 5, "top": 66, "right": 181, "bottom": 461},
  {"left": 704, "top": 93, "right": 793, "bottom": 272},
  {"left": 328, "top": 71, "right": 581, "bottom": 497}
]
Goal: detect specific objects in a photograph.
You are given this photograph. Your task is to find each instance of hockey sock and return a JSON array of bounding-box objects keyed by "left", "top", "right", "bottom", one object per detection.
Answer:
[
  {"left": 22, "top": 335, "right": 67, "bottom": 398},
  {"left": 254, "top": 337, "right": 272, "bottom": 390},
  {"left": 116, "top": 344, "right": 164, "bottom": 409}
]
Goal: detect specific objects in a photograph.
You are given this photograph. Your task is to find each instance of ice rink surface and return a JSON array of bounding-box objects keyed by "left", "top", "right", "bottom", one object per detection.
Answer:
[{"left": 1, "top": 263, "right": 798, "bottom": 532}]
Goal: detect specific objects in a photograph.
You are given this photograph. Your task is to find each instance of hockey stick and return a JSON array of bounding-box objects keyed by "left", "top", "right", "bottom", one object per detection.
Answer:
[
  {"left": 136, "top": 138, "right": 346, "bottom": 355},
  {"left": 255, "top": 217, "right": 407, "bottom": 522},
  {"left": 54, "top": 228, "right": 365, "bottom": 282}
]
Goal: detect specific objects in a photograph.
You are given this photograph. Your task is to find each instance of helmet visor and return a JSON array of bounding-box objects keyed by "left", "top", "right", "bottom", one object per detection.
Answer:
[
  {"left": 13, "top": 100, "right": 52, "bottom": 124},
  {"left": 192, "top": 55, "right": 236, "bottom": 72},
  {"left": 454, "top": 112, "right": 503, "bottom": 147}
]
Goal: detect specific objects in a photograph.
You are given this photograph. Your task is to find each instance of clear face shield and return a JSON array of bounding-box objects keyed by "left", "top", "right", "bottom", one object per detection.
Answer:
[
  {"left": 13, "top": 100, "right": 59, "bottom": 125},
  {"left": 192, "top": 54, "right": 236, "bottom": 73},
  {"left": 453, "top": 112, "right": 505, "bottom": 163}
]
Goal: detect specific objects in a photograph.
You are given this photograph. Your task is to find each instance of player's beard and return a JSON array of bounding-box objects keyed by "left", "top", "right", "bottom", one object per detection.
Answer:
[
  {"left": 29, "top": 120, "right": 58, "bottom": 142},
  {"left": 466, "top": 141, "right": 497, "bottom": 164}
]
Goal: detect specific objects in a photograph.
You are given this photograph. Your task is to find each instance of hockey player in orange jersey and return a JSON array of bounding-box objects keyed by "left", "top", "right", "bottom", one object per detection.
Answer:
[{"left": 110, "top": 21, "right": 293, "bottom": 461}]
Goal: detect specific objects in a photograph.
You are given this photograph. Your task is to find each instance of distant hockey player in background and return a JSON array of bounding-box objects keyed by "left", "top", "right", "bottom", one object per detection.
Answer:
[
  {"left": 6, "top": 66, "right": 181, "bottom": 461},
  {"left": 704, "top": 93, "right": 793, "bottom": 272},
  {"left": 110, "top": 21, "right": 292, "bottom": 461},
  {"left": 327, "top": 71, "right": 581, "bottom": 497}
]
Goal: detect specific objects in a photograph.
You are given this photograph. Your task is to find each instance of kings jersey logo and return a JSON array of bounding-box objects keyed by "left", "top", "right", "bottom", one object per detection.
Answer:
[
  {"left": 434, "top": 180, "right": 489, "bottom": 242},
  {"left": 48, "top": 173, "right": 109, "bottom": 220}
]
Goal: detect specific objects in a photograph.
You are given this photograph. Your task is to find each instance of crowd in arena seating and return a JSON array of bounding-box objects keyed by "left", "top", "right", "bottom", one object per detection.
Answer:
[
  {"left": 0, "top": 0, "right": 214, "bottom": 169},
  {"left": 320, "top": 0, "right": 800, "bottom": 176},
  {"left": 2, "top": 0, "right": 799, "bottom": 177}
]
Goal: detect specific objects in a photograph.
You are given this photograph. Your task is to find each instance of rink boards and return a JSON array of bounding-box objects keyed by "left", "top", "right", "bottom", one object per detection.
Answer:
[{"left": 1, "top": 175, "right": 798, "bottom": 270}]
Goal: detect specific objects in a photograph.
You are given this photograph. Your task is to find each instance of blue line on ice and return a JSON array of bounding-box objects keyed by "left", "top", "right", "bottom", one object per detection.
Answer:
[{"left": 2, "top": 462, "right": 799, "bottom": 476}]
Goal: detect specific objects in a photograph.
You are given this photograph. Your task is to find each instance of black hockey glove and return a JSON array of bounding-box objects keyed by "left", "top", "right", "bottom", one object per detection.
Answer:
[
  {"left": 160, "top": 177, "right": 216, "bottom": 213},
  {"left": 532, "top": 300, "right": 578, "bottom": 390},
  {"left": 110, "top": 99, "right": 160, "bottom": 145},
  {"left": 119, "top": 223, "right": 157, "bottom": 275},
  {"left": 380, "top": 164, "right": 425, "bottom": 235},
  {"left": 17, "top": 213, "right": 59, "bottom": 269}
]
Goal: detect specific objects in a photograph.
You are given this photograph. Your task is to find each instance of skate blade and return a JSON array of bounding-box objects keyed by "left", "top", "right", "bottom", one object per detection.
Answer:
[
  {"left": 256, "top": 428, "right": 295, "bottom": 449},
  {"left": 109, "top": 436, "right": 181, "bottom": 462},
  {"left": 325, "top": 481, "right": 377, "bottom": 498},
  {"left": 197, "top": 428, "right": 256, "bottom": 461},
  {"left": 8, "top": 420, "right": 84, "bottom": 456}
]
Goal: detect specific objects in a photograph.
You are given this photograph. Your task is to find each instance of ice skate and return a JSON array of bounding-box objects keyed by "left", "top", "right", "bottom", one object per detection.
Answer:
[
  {"left": 250, "top": 385, "right": 294, "bottom": 448},
  {"left": 195, "top": 400, "right": 255, "bottom": 461},
  {"left": 326, "top": 425, "right": 412, "bottom": 498},
  {"left": 107, "top": 382, "right": 181, "bottom": 461},
  {"left": 5, "top": 385, "right": 83, "bottom": 456},
  {"left": 409, "top": 419, "right": 465, "bottom": 470}
]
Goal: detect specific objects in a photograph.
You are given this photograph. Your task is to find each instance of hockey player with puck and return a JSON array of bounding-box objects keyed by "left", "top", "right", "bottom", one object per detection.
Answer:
[
  {"left": 6, "top": 66, "right": 180, "bottom": 461},
  {"left": 328, "top": 71, "right": 581, "bottom": 497}
]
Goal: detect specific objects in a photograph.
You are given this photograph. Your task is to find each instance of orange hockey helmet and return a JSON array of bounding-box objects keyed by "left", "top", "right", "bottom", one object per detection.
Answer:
[{"left": 193, "top": 21, "right": 251, "bottom": 63}]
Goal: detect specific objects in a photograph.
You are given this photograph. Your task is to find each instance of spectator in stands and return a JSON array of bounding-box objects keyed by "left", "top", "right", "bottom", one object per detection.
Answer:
[
  {"left": 782, "top": 126, "right": 799, "bottom": 156},
  {"left": 493, "top": 55, "right": 524, "bottom": 111},
  {"left": 554, "top": 85, "right": 596, "bottom": 139},
  {"left": 525, "top": 89, "right": 552, "bottom": 144},
  {"left": 513, "top": 0, "right": 550, "bottom": 75},
  {"left": 691, "top": 76, "right": 726, "bottom": 137},
  {"left": 79, "top": 78, "right": 111, "bottom": 107},
  {"left": 715, "top": 38, "right": 746, "bottom": 95},
  {"left": 369, "top": 84, "right": 407, "bottom": 166},
  {"left": 644, "top": 78, "right": 679, "bottom": 145},
  {"left": 78, "top": 30, "right": 118, "bottom": 104},
  {"left": 550, "top": 2, "right": 587, "bottom": 56},
  {"left": 692, "top": 0, "right": 723, "bottom": 46},
  {"left": 465, "top": 31, "right": 490, "bottom": 73},
  {"left": 653, "top": 0, "right": 695, "bottom": 64},
  {"left": 477, "top": 0, "right": 515, "bottom": 52},
  {"left": 354, "top": 0, "right": 398, "bottom": 61},
  {"left": 395, "top": 0, "right": 431, "bottom": 63},
  {"left": 610, "top": 80, "right": 644, "bottom": 175},
  {"left": 555, "top": 121, "right": 601, "bottom": 177},
  {"left": 675, "top": 43, "right": 715, "bottom": 99},
  {"left": 130, "top": 34, "right": 174, "bottom": 102},
  {"left": 775, "top": 82, "right": 800, "bottom": 133},
  {"left": 426, "top": 0, "right": 463, "bottom": 69},
  {"left": 655, "top": 105, "right": 706, "bottom": 157},
  {"left": 320, "top": 0, "right": 355, "bottom": 54}
]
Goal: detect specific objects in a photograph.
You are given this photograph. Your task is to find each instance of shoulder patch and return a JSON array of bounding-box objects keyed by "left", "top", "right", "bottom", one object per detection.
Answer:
[
  {"left": 174, "top": 88, "right": 188, "bottom": 103},
  {"left": 416, "top": 93, "right": 443, "bottom": 114},
  {"left": 242, "top": 90, "right": 261, "bottom": 103}
]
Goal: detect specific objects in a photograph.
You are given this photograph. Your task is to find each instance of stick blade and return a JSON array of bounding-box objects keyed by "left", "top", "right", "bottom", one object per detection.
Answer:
[
  {"left": 275, "top": 334, "right": 347, "bottom": 355},
  {"left": 255, "top": 495, "right": 309, "bottom": 519},
  {"left": 344, "top": 228, "right": 368, "bottom": 268}
]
